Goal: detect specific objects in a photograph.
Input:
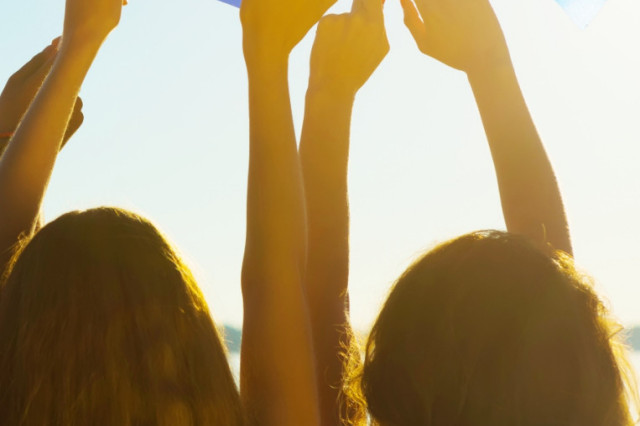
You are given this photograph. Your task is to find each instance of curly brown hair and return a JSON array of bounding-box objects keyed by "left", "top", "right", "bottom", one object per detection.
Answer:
[{"left": 344, "top": 231, "right": 636, "bottom": 426}]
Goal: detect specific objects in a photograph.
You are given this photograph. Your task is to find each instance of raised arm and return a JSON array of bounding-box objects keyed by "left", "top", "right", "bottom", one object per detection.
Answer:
[
  {"left": 300, "top": 1, "right": 388, "bottom": 424},
  {"left": 0, "top": 0, "right": 121, "bottom": 266},
  {"left": 400, "top": 0, "right": 572, "bottom": 255},
  {"left": 0, "top": 43, "right": 85, "bottom": 268},
  {"left": 239, "top": 0, "right": 335, "bottom": 424}
]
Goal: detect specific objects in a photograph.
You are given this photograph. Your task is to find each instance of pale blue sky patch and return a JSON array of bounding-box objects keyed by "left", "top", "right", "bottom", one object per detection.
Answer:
[{"left": 556, "top": 0, "right": 608, "bottom": 28}]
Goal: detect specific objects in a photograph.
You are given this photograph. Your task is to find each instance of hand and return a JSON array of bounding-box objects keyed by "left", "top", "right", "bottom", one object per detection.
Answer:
[
  {"left": 399, "top": 0, "right": 510, "bottom": 73},
  {"left": 241, "top": 0, "right": 337, "bottom": 61},
  {"left": 0, "top": 42, "right": 84, "bottom": 152},
  {"left": 309, "top": 0, "right": 389, "bottom": 97},
  {"left": 63, "top": 0, "right": 125, "bottom": 47}
]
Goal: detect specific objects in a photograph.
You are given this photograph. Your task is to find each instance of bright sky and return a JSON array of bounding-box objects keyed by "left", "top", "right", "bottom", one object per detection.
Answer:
[{"left": 1, "top": 0, "right": 639, "bottom": 331}]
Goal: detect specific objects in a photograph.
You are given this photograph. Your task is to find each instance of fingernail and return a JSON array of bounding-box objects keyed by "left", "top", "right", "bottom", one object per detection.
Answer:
[{"left": 52, "top": 37, "right": 62, "bottom": 49}]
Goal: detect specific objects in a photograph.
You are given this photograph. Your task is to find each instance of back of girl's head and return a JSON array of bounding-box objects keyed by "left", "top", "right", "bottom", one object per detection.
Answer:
[
  {"left": 348, "top": 230, "right": 635, "bottom": 426},
  {"left": 0, "top": 207, "right": 245, "bottom": 426}
]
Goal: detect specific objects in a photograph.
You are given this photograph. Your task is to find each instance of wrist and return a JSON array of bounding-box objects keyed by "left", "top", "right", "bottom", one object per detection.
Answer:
[
  {"left": 60, "top": 33, "right": 105, "bottom": 57},
  {"left": 244, "top": 48, "right": 289, "bottom": 81},
  {"left": 466, "top": 56, "right": 516, "bottom": 88},
  {"left": 307, "top": 78, "right": 357, "bottom": 103},
  {"left": 464, "top": 43, "right": 513, "bottom": 77},
  {"left": 305, "top": 84, "right": 355, "bottom": 121},
  {"left": 243, "top": 32, "right": 290, "bottom": 70}
]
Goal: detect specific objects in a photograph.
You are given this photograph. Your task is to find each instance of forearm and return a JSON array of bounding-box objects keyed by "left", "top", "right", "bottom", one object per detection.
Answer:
[
  {"left": 467, "top": 60, "right": 572, "bottom": 255},
  {"left": 300, "top": 87, "right": 354, "bottom": 426},
  {"left": 300, "top": 87, "right": 353, "bottom": 298},
  {"left": 241, "top": 57, "right": 320, "bottom": 426},
  {"left": 243, "top": 59, "right": 307, "bottom": 272},
  {"left": 0, "top": 41, "right": 100, "bottom": 254}
]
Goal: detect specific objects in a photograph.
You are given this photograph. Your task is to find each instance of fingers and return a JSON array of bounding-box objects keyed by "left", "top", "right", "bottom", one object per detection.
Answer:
[
  {"left": 351, "top": 0, "right": 384, "bottom": 20},
  {"left": 399, "top": 0, "right": 428, "bottom": 47},
  {"left": 11, "top": 41, "right": 59, "bottom": 83},
  {"left": 18, "top": 49, "right": 59, "bottom": 98},
  {"left": 61, "top": 97, "right": 84, "bottom": 148}
]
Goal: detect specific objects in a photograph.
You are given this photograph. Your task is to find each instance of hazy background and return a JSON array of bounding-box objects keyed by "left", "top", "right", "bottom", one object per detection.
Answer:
[{"left": 1, "top": 0, "right": 639, "bottom": 332}]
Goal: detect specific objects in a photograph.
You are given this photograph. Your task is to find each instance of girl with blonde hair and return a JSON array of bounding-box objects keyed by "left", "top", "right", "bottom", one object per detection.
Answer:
[{"left": 0, "top": 0, "right": 248, "bottom": 423}]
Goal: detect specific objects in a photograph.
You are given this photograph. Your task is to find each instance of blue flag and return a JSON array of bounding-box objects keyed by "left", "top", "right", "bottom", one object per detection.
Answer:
[
  {"left": 555, "top": 0, "right": 607, "bottom": 28},
  {"left": 218, "top": 0, "right": 241, "bottom": 7}
]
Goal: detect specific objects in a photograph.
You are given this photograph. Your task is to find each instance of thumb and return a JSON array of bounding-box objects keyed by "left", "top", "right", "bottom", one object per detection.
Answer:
[{"left": 399, "top": 0, "right": 427, "bottom": 47}]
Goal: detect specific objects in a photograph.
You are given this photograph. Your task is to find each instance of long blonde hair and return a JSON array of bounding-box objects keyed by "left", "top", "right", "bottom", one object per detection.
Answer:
[{"left": 0, "top": 207, "right": 245, "bottom": 425}]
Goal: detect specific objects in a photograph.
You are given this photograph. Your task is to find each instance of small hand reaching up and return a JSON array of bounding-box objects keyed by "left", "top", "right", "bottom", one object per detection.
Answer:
[
  {"left": 309, "top": 0, "right": 389, "bottom": 97},
  {"left": 399, "top": 0, "right": 509, "bottom": 73}
]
